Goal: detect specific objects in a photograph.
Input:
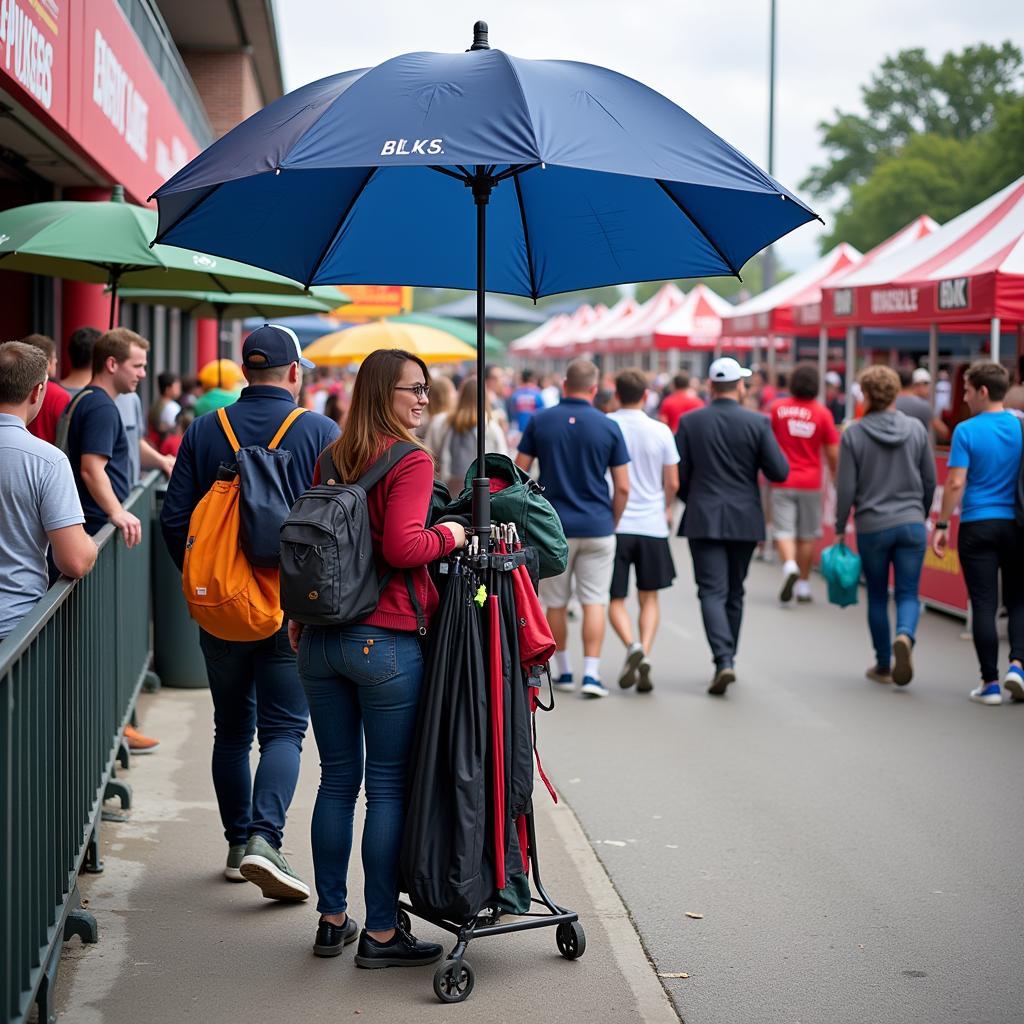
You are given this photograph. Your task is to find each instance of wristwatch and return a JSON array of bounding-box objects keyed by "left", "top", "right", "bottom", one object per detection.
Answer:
[{"left": 935, "top": 521, "right": 949, "bottom": 530}]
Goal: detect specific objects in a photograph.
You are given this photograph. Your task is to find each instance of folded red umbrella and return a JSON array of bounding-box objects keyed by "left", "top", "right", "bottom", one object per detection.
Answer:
[{"left": 487, "top": 593, "right": 506, "bottom": 890}]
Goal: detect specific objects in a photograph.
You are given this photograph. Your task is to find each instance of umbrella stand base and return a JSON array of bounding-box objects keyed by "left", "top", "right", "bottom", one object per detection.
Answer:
[{"left": 400, "top": 807, "right": 583, "bottom": 1005}]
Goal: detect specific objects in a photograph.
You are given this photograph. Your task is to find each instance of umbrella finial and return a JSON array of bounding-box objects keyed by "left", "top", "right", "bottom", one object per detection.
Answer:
[
  {"left": 110, "top": 184, "right": 125, "bottom": 203},
  {"left": 468, "top": 21, "right": 489, "bottom": 51}
]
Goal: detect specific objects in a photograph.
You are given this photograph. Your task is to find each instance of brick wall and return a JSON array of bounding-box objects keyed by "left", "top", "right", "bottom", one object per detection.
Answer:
[{"left": 183, "top": 51, "right": 264, "bottom": 138}]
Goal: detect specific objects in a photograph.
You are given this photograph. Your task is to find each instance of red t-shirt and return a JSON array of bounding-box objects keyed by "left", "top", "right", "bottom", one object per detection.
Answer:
[
  {"left": 658, "top": 390, "right": 704, "bottom": 433},
  {"left": 26, "top": 380, "right": 70, "bottom": 444},
  {"left": 769, "top": 397, "right": 839, "bottom": 490},
  {"left": 160, "top": 434, "right": 183, "bottom": 457}
]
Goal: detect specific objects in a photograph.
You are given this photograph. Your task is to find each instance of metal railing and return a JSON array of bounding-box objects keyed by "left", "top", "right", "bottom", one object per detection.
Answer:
[{"left": 0, "top": 473, "right": 161, "bottom": 1024}]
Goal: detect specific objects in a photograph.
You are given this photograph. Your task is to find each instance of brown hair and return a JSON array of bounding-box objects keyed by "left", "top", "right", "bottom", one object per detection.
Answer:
[
  {"left": 21, "top": 333, "right": 57, "bottom": 361},
  {"left": 329, "top": 349, "right": 430, "bottom": 483},
  {"left": 450, "top": 375, "right": 489, "bottom": 434},
  {"left": 426, "top": 374, "right": 455, "bottom": 418},
  {"left": 859, "top": 365, "right": 900, "bottom": 413},
  {"left": 92, "top": 327, "right": 150, "bottom": 375},
  {"left": 0, "top": 341, "right": 49, "bottom": 405},
  {"left": 615, "top": 368, "right": 647, "bottom": 405},
  {"left": 964, "top": 361, "right": 1010, "bottom": 402},
  {"left": 565, "top": 358, "right": 599, "bottom": 393},
  {"left": 789, "top": 362, "right": 819, "bottom": 400}
]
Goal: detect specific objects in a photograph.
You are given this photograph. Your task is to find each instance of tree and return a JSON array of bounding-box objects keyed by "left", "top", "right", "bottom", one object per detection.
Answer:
[{"left": 802, "top": 42, "right": 1023, "bottom": 200}]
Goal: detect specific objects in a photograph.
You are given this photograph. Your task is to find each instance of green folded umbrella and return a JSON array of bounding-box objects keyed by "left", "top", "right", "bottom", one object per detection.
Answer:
[
  {"left": 390, "top": 312, "right": 504, "bottom": 355},
  {"left": 0, "top": 185, "right": 326, "bottom": 328}
]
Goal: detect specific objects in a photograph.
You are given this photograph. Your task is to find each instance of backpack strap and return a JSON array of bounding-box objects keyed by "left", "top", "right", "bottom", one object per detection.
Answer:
[
  {"left": 268, "top": 407, "right": 306, "bottom": 450},
  {"left": 355, "top": 441, "right": 419, "bottom": 493},
  {"left": 318, "top": 448, "right": 341, "bottom": 486},
  {"left": 216, "top": 407, "right": 241, "bottom": 454},
  {"left": 56, "top": 388, "right": 95, "bottom": 453}
]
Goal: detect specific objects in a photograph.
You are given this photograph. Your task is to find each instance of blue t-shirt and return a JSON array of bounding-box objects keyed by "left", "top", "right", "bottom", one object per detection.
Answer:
[
  {"left": 518, "top": 397, "right": 630, "bottom": 538},
  {"left": 66, "top": 388, "right": 132, "bottom": 533},
  {"left": 508, "top": 385, "right": 543, "bottom": 433},
  {"left": 948, "top": 410, "right": 1023, "bottom": 522}
]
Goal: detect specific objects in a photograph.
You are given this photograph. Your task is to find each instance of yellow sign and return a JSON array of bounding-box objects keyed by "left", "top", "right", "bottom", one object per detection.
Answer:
[{"left": 332, "top": 285, "right": 413, "bottom": 322}]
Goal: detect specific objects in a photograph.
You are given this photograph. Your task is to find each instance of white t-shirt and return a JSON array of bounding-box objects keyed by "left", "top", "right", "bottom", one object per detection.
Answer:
[
  {"left": 159, "top": 398, "right": 182, "bottom": 431},
  {"left": 608, "top": 408, "right": 679, "bottom": 538}
]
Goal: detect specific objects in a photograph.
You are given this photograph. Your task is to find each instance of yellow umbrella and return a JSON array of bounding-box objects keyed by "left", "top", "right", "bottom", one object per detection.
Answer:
[{"left": 303, "top": 320, "right": 476, "bottom": 366}]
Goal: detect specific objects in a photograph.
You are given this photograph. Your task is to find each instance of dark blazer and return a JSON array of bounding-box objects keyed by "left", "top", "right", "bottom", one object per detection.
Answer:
[{"left": 675, "top": 398, "right": 789, "bottom": 541}]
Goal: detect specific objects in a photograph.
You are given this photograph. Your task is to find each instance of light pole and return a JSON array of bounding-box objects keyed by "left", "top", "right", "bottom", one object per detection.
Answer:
[{"left": 763, "top": 0, "right": 778, "bottom": 386}]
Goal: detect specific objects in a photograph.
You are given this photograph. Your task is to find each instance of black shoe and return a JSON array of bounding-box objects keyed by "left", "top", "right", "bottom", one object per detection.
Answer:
[
  {"left": 708, "top": 664, "right": 736, "bottom": 696},
  {"left": 354, "top": 926, "right": 444, "bottom": 969},
  {"left": 314, "top": 915, "right": 359, "bottom": 957}
]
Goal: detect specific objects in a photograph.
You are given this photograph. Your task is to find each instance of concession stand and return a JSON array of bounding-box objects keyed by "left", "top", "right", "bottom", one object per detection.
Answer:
[{"left": 651, "top": 283, "right": 735, "bottom": 372}]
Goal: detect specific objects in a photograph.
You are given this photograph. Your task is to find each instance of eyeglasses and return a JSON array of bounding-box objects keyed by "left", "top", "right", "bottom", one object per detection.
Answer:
[{"left": 394, "top": 384, "right": 431, "bottom": 399}]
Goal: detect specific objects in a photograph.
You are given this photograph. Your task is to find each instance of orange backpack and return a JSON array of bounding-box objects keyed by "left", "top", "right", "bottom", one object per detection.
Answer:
[{"left": 182, "top": 406, "right": 305, "bottom": 642}]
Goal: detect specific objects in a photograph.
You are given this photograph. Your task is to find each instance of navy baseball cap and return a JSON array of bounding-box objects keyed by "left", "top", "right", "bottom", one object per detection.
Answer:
[{"left": 242, "top": 324, "right": 315, "bottom": 370}]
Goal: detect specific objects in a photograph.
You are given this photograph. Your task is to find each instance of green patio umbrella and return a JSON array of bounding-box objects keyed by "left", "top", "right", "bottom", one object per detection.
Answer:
[
  {"left": 116, "top": 286, "right": 350, "bottom": 387},
  {"left": 0, "top": 185, "right": 322, "bottom": 328},
  {"left": 390, "top": 312, "right": 505, "bottom": 356}
]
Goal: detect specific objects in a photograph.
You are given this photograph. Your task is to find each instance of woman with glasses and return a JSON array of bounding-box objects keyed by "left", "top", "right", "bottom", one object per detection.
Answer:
[{"left": 289, "top": 348, "right": 467, "bottom": 968}]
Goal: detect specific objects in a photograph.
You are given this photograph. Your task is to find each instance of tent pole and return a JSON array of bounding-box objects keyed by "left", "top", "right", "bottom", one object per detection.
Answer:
[
  {"left": 817, "top": 326, "right": 827, "bottom": 401},
  {"left": 471, "top": 170, "right": 493, "bottom": 542},
  {"left": 927, "top": 323, "right": 938, "bottom": 415},
  {"left": 844, "top": 326, "right": 856, "bottom": 421},
  {"left": 990, "top": 317, "right": 1001, "bottom": 364}
]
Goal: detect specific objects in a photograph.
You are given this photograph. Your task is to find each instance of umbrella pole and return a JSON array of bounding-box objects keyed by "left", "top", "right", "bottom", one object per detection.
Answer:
[
  {"left": 472, "top": 172, "right": 493, "bottom": 542},
  {"left": 108, "top": 272, "right": 120, "bottom": 330}
]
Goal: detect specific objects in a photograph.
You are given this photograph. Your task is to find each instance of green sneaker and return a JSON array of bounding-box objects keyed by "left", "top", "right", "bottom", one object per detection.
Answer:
[
  {"left": 239, "top": 835, "right": 310, "bottom": 901},
  {"left": 225, "top": 844, "right": 247, "bottom": 882}
]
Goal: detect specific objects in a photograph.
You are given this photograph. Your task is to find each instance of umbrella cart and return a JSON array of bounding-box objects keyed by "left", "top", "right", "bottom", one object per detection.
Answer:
[{"left": 399, "top": 523, "right": 578, "bottom": 1004}]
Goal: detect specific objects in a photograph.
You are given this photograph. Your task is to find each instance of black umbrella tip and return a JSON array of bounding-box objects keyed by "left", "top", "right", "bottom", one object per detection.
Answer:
[{"left": 468, "top": 21, "right": 489, "bottom": 50}]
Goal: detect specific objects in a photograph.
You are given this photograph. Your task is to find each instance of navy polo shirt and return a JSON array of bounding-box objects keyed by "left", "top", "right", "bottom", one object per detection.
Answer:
[
  {"left": 65, "top": 388, "right": 132, "bottom": 534},
  {"left": 518, "top": 397, "right": 630, "bottom": 538},
  {"left": 160, "top": 385, "right": 340, "bottom": 569}
]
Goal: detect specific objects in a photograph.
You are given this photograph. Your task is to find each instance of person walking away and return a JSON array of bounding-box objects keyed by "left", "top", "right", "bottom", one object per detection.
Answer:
[
  {"left": 148, "top": 372, "right": 182, "bottom": 445},
  {"left": 161, "top": 325, "right": 340, "bottom": 894},
  {"left": 539, "top": 372, "right": 561, "bottom": 409},
  {"left": 834, "top": 367, "right": 934, "bottom": 686},
  {"left": 769, "top": 362, "right": 839, "bottom": 605},
  {"left": 58, "top": 326, "right": 101, "bottom": 396},
  {"left": 932, "top": 362, "right": 1024, "bottom": 705},
  {"left": 507, "top": 368, "right": 544, "bottom": 445},
  {"left": 824, "top": 371, "right": 846, "bottom": 426},
  {"left": 516, "top": 358, "right": 630, "bottom": 698},
  {"left": 21, "top": 334, "right": 69, "bottom": 444},
  {"left": 0, "top": 342, "right": 96, "bottom": 643},
  {"left": 438, "top": 375, "right": 509, "bottom": 494},
  {"left": 291, "top": 349, "right": 466, "bottom": 965},
  {"left": 658, "top": 372, "right": 703, "bottom": 434},
  {"left": 896, "top": 367, "right": 950, "bottom": 442},
  {"left": 607, "top": 369, "right": 679, "bottom": 693},
  {"left": 675, "top": 358, "right": 789, "bottom": 695}
]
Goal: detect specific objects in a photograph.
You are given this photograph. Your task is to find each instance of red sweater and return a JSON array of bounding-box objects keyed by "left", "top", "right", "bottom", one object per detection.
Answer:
[{"left": 313, "top": 442, "right": 456, "bottom": 632}]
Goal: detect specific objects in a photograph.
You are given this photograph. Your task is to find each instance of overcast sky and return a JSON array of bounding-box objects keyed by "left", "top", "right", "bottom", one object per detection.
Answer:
[{"left": 275, "top": 0, "right": 1020, "bottom": 275}]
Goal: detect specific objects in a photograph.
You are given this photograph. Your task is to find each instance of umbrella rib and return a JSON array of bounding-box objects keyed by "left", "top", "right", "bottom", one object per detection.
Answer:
[
  {"left": 655, "top": 180, "right": 742, "bottom": 280},
  {"left": 512, "top": 173, "right": 539, "bottom": 302},
  {"left": 151, "top": 182, "right": 224, "bottom": 244},
  {"left": 429, "top": 166, "right": 471, "bottom": 183},
  {"left": 303, "top": 167, "right": 377, "bottom": 289}
]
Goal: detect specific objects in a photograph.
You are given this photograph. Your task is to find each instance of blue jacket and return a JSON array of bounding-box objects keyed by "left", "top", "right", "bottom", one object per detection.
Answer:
[{"left": 160, "top": 385, "right": 340, "bottom": 569}]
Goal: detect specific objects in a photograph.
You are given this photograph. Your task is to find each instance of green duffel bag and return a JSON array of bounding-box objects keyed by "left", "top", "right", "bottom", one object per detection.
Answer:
[{"left": 444, "top": 453, "right": 568, "bottom": 579}]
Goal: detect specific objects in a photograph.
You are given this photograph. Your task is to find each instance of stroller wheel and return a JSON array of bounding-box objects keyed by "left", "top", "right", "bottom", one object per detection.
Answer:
[
  {"left": 397, "top": 909, "right": 411, "bottom": 933},
  {"left": 433, "top": 958, "right": 475, "bottom": 1003},
  {"left": 556, "top": 921, "right": 586, "bottom": 961}
]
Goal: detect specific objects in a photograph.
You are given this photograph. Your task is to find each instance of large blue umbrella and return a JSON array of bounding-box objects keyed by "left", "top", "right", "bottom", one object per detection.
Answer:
[{"left": 153, "top": 22, "right": 818, "bottom": 535}]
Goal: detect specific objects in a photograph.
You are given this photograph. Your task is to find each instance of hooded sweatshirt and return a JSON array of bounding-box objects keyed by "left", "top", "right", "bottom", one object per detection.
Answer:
[{"left": 834, "top": 410, "right": 936, "bottom": 536}]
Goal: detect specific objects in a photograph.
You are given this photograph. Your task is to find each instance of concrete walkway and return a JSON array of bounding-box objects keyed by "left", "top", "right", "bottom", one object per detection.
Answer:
[{"left": 54, "top": 687, "right": 678, "bottom": 1023}]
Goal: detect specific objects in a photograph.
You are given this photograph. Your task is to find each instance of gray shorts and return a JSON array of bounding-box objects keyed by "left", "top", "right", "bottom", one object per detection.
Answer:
[
  {"left": 771, "top": 489, "right": 822, "bottom": 540},
  {"left": 540, "top": 535, "right": 617, "bottom": 607}
]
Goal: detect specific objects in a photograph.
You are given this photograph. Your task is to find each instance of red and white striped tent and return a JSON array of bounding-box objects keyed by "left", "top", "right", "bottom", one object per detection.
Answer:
[
  {"left": 542, "top": 303, "right": 606, "bottom": 358},
  {"left": 719, "top": 243, "right": 861, "bottom": 340},
  {"left": 572, "top": 296, "right": 640, "bottom": 356},
  {"left": 821, "top": 176, "right": 1024, "bottom": 356},
  {"left": 791, "top": 216, "right": 939, "bottom": 331},
  {"left": 594, "top": 283, "right": 687, "bottom": 354},
  {"left": 508, "top": 313, "right": 570, "bottom": 355},
  {"left": 652, "top": 284, "right": 733, "bottom": 351}
]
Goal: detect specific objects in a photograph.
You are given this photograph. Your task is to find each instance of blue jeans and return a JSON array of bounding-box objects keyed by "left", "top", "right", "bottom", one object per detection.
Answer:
[
  {"left": 856, "top": 523, "right": 926, "bottom": 670},
  {"left": 299, "top": 625, "right": 424, "bottom": 929},
  {"left": 199, "top": 626, "right": 309, "bottom": 849}
]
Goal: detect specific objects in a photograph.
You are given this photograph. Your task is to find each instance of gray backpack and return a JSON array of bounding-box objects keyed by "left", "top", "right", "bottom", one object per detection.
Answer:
[{"left": 279, "top": 442, "right": 426, "bottom": 631}]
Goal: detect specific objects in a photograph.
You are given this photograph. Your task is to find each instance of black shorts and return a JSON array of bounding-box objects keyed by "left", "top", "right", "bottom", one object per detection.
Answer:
[{"left": 610, "top": 534, "right": 677, "bottom": 599}]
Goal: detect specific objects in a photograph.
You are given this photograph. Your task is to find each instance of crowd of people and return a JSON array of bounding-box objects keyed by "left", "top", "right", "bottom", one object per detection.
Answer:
[{"left": 1, "top": 320, "right": 1022, "bottom": 975}]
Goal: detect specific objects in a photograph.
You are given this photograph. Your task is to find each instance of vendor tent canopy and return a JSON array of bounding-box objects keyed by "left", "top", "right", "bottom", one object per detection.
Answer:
[
  {"left": 543, "top": 304, "right": 606, "bottom": 357},
  {"left": 652, "top": 284, "right": 734, "bottom": 350},
  {"left": 424, "top": 293, "right": 548, "bottom": 324},
  {"left": 302, "top": 319, "right": 477, "bottom": 365},
  {"left": 719, "top": 243, "right": 861, "bottom": 338},
  {"left": 599, "top": 282, "right": 686, "bottom": 353},
  {"left": 508, "top": 313, "right": 570, "bottom": 355},
  {"left": 572, "top": 296, "right": 640, "bottom": 355}
]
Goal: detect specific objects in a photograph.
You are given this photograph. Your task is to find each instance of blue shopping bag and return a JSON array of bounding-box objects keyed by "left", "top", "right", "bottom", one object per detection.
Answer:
[{"left": 820, "top": 541, "right": 862, "bottom": 608}]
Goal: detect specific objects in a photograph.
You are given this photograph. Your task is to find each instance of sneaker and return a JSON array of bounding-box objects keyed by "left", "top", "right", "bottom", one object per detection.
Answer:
[
  {"left": 1004, "top": 665, "right": 1024, "bottom": 703},
  {"left": 636, "top": 656, "right": 654, "bottom": 693},
  {"left": 707, "top": 665, "right": 735, "bottom": 696},
  {"left": 970, "top": 682, "right": 1003, "bottom": 706},
  {"left": 580, "top": 676, "right": 609, "bottom": 699},
  {"left": 617, "top": 644, "right": 645, "bottom": 689},
  {"left": 796, "top": 593, "right": 813, "bottom": 604},
  {"left": 354, "top": 926, "right": 443, "bottom": 969},
  {"left": 552, "top": 673, "right": 575, "bottom": 693},
  {"left": 865, "top": 666, "right": 892, "bottom": 685},
  {"left": 779, "top": 563, "right": 799, "bottom": 604},
  {"left": 124, "top": 723, "right": 159, "bottom": 754},
  {"left": 238, "top": 835, "right": 310, "bottom": 901},
  {"left": 224, "top": 844, "right": 247, "bottom": 882},
  {"left": 892, "top": 634, "right": 914, "bottom": 686},
  {"left": 314, "top": 915, "right": 359, "bottom": 957}
]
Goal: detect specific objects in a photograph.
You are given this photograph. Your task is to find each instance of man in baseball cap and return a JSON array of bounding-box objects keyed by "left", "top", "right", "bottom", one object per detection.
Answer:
[
  {"left": 242, "top": 324, "right": 316, "bottom": 372},
  {"left": 673, "top": 356, "right": 788, "bottom": 695}
]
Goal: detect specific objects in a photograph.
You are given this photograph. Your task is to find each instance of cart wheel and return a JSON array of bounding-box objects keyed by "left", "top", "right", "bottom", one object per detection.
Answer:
[
  {"left": 433, "top": 958, "right": 475, "bottom": 1004},
  {"left": 397, "top": 909, "right": 411, "bottom": 933},
  {"left": 556, "top": 921, "right": 586, "bottom": 960}
]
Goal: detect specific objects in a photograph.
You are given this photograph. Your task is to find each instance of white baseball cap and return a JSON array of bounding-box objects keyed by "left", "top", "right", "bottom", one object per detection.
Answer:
[
  {"left": 911, "top": 368, "right": 931, "bottom": 384},
  {"left": 708, "top": 357, "right": 753, "bottom": 383},
  {"left": 825, "top": 370, "right": 842, "bottom": 387}
]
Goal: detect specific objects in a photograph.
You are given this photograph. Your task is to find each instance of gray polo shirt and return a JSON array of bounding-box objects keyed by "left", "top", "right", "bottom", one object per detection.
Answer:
[
  {"left": 0, "top": 414, "right": 85, "bottom": 641},
  {"left": 116, "top": 392, "right": 144, "bottom": 486}
]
